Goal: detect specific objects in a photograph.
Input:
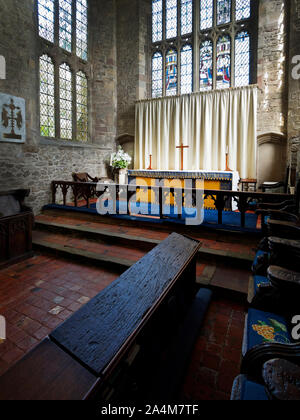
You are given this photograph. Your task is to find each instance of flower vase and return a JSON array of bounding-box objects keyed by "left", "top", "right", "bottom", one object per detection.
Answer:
[{"left": 115, "top": 169, "right": 127, "bottom": 185}]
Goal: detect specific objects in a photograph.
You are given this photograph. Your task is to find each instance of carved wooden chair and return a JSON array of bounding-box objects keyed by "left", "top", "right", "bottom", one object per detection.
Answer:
[
  {"left": 232, "top": 359, "right": 300, "bottom": 400},
  {"left": 72, "top": 172, "right": 99, "bottom": 183}
]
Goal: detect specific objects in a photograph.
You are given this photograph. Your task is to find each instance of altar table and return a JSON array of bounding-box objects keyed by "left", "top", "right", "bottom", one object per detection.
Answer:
[{"left": 128, "top": 170, "right": 240, "bottom": 209}]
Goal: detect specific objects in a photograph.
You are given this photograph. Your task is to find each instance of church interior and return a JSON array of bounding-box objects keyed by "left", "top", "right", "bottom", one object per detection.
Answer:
[{"left": 0, "top": 0, "right": 300, "bottom": 402}]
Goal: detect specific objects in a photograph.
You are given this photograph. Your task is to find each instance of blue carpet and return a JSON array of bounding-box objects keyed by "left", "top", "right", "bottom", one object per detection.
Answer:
[{"left": 44, "top": 201, "right": 259, "bottom": 232}]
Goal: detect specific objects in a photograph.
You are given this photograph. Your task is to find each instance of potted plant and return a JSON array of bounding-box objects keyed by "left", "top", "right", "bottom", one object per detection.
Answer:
[{"left": 110, "top": 146, "right": 132, "bottom": 185}]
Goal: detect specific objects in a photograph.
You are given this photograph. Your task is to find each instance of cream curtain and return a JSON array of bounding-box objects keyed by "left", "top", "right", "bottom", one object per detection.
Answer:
[{"left": 134, "top": 85, "right": 257, "bottom": 179}]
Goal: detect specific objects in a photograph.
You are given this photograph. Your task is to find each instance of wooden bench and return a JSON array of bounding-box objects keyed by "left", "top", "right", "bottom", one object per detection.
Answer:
[
  {"left": 0, "top": 232, "right": 209, "bottom": 400},
  {"left": 0, "top": 189, "right": 34, "bottom": 268}
]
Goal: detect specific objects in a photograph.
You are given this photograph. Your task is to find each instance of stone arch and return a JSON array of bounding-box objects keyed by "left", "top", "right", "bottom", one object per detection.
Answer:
[
  {"left": 257, "top": 132, "right": 287, "bottom": 186},
  {"left": 116, "top": 134, "right": 134, "bottom": 169}
]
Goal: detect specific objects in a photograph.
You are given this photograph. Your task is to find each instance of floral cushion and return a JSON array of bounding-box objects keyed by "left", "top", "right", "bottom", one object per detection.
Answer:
[{"left": 246, "top": 308, "right": 291, "bottom": 353}]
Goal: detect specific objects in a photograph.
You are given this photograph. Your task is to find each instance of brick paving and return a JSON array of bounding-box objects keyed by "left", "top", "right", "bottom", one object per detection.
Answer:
[
  {"left": 181, "top": 296, "right": 246, "bottom": 401},
  {"left": 0, "top": 254, "right": 119, "bottom": 377}
]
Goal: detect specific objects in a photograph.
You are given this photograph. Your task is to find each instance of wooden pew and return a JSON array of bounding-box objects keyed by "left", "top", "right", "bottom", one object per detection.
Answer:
[{"left": 0, "top": 232, "right": 204, "bottom": 401}]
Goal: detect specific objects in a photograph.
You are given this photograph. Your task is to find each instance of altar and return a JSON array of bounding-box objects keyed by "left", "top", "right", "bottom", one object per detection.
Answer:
[{"left": 128, "top": 170, "right": 240, "bottom": 210}]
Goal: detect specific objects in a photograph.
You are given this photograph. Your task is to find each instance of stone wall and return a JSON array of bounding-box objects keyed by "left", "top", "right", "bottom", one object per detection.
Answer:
[
  {"left": 287, "top": 0, "right": 300, "bottom": 183},
  {"left": 0, "top": 0, "right": 117, "bottom": 214}
]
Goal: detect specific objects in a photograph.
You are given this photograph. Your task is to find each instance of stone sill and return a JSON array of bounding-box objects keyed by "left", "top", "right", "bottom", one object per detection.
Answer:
[{"left": 39, "top": 137, "right": 111, "bottom": 151}]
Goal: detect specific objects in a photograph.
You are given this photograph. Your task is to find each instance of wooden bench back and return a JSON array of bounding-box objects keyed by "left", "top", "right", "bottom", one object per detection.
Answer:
[{"left": 0, "top": 233, "right": 200, "bottom": 400}]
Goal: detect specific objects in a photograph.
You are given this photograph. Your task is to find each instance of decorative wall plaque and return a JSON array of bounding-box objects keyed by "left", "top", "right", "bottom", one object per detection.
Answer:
[{"left": 0, "top": 93, "right": 26, "bottom": 143}]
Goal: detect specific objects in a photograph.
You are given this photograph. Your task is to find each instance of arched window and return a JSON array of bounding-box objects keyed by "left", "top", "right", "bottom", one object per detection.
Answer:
[
  {"left": 40, "top": 55, "right": 55, "bottom": 137},
  {"left": 38, "top": 1, "right": 89, "bottom": 142},
  {"left": 235, "top": 31, "right": 250, "bottom": 87},
  {"left": 166, "top": 49, "right": 178, "bottom": 96},
  {"left": 151, "top": 0, "right": 257, "bottom": 96},
  {"left": 59, "top": 63, "right": 73, "bottom": 140},
  {"left": 152, "top": 0, "right": 163, "bottom": 43},
  {"left": 59, "top": 0, "right": 72, "bottom": 52},
  {"left": 38, "top": 0, "right": 55, "bottom": 42},
  {"left": 76, "top": 71, "right": 88, "bottom": 142},
  {"left": 152, "top": 52, "right": 163, "bottom": 98},
  {"left": 181, "top": 45, "right": 193, "bottom": 94},
  {"left": 217, "top": 0, "right": 231, "bottom": 25},
  {"left": 166, "top": 0, "right": 178, "bottom": 39},
  {"left": 181, "top": 0, "right": 193, "bottom": 35},
  {"left": 216, "top": 35, "right": 231, "bottom": 89},
  {"left": 200, "top": 40, "right": 213, "bottom": 91},
  {"left": 76, "top": 0, "right": 88, "bottom": 60}
]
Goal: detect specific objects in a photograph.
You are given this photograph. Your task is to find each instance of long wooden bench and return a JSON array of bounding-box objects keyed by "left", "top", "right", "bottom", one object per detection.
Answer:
[
  {"left": 0, "top": 232, "right": 210, "bottom": 401},
  {"left": 0, "top": 189, "right": 34, "bottom": 268}
]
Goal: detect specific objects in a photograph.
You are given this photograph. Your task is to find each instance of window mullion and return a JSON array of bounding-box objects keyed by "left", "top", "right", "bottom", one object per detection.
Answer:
[
  {"left": 54, "top": 0, "right": 59, "bottom": 47},
  {"left": 194, "top": 0, "right": 199, "bottom": 92},
  {"left": 54, "top": 61, "right": 60, "bottom": 139},
  {"left": 72, "top": 0, "right": 76, "bottom": 56},
  {"left": 73, "top": 70, "right": 77, "bottom": 141}
]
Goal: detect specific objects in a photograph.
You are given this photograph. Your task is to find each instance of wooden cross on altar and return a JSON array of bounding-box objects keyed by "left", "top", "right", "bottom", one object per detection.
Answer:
[{"left": 176, "top": 142, "right": 189, "bottom": 171}]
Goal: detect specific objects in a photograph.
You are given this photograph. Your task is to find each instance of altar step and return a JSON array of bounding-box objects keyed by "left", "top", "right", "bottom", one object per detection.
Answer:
[{"left": 35, "top": 212, "right": 257, "bottom": 268}]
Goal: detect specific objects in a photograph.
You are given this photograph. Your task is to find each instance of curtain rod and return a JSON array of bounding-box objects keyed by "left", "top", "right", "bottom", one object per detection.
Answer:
[{"left": 135, "top": 84, "right": 259, "bottom": 104}]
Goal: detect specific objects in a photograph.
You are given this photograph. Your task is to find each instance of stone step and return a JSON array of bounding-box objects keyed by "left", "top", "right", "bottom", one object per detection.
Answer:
[{"left": 35, "top": 215, "right": 255, "bottom": 267}]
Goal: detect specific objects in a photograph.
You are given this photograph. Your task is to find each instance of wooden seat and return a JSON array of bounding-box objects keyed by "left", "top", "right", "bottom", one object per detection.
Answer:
[
  {"left": 0, "top": 233, "right": 211, "bottom": 401},
  {"left": 240, "top": 179, "right": 257, "bottom": 192}
]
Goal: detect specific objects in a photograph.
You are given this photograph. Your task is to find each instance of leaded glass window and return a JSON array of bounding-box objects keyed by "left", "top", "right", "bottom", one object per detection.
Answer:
[
  {"left": 166, "top": 0, "right": 177, "bottom": 39},
  {"left": 152, "top": 52, "right": 163, "bottom": 98},
  {"left": 38, "top": 0, "right": 55, "bottom": 42},
  {"left": 216, "top": 35, "right": 231, "bottom": 89},
  {"left": 76, "top": 0, "right": 88, "bottom": 60},
  {"left": 151, "top": 0, "right": 256, "bottom": 96},
  {"left": 217, "top": 0, "right": 231, "bottom": 25},
  {"left": 236, "top": 0, "right": 250, "bottom": 21},
  {"left": 59, "top": 63, "right": 73, "bottom": 140},
  {"left": 38, "top": 1, "right": 90, "bottom": 142},
  {"left": 200, "top": 0, "right": 213, "bottom": 30},
  {"left": 152, "top": 0, "right": 163, "bottom": 42},
  {"left": 235, "top": 31, "right": 250, "bottom": 87},
  {"left": 76, "top": 71, "right": 88, "bottom": 142},
  {"left": 166, "top": 49, "right": 178, "bottom": 96},
  {"left": 59, "top": 0, "right": 72, "bottom": 52},
  {"left": 40, "top": 55, "right": 55, "bottom": 137},
  {"left": 181, "top": 45, "right": 193, "bottom": 94},
  {"left": 181, "top": 0, "right": 193, "bottom": 35},
  {"left": 200, "top": 40, "right": 213, "bottom": 91}
]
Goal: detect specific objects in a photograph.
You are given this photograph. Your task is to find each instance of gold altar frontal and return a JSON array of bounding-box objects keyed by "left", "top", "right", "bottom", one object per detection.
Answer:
[{"left": 128, "top": 170, "right": 239, "bottom": 210}]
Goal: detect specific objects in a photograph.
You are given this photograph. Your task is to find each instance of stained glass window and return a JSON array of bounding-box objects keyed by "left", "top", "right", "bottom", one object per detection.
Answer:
[
  {"left": 76, "top": 0, "right": 88, "bottom": 60},
  {"left": 236, "top": 0, "right": 251, "bottom": 21},
  {"left": 38, "top": 0, "right": 54, "bottom": 42},
  {"left": 166, "top": 0, "right": 177, "bottom": 39},
  {"left": 40, "top": 55, "right": 55, "bottom": 137},
  {"left": 59, "top": 0, "right": 72, "bottom": 52},
  {"left": 200, "top": 0, "right": 213, "bottom": 30},
  {"left": 235, "top": 31, "right": 250, "bottom": 87},
  {"left": 217, "top": 0, "right": 231, "bottom": 25},
  {"left": 181, "top": 45, "right": 193, "bottom": 94},
  {"left": 216, "top": 35, "right": 231, "bottom": 89},
  {"left": 60, "top": 63, "right": 73, "bottom": 140},
  {"left": 152, "top": 52, "right": 163, "bottom": 98},
  {"left": 152, "top": 0, "right": 163, "bottom": 42},
  {"left": 76, "top": 71, "right": 88, "bottom": 142},
  {"left": 200, "top": 40, "right": 213, "bottom": 91},
  {"left": 166, "top": 49, "right": 178, "bottom": 96},
  {"left": 181, "top": 0, "right": 193, "bottom": 35}
]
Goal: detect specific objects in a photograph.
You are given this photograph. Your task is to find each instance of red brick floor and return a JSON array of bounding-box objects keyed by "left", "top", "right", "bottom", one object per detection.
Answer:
[
  {"left": 0, "top": 253, "right": 247, "bottom": 401},
  {"left": 180, "top": 296, "right": 246, "bottom": 401},
  {"left": 0, "top": 254, "right": 119, "bottom": 377}
]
